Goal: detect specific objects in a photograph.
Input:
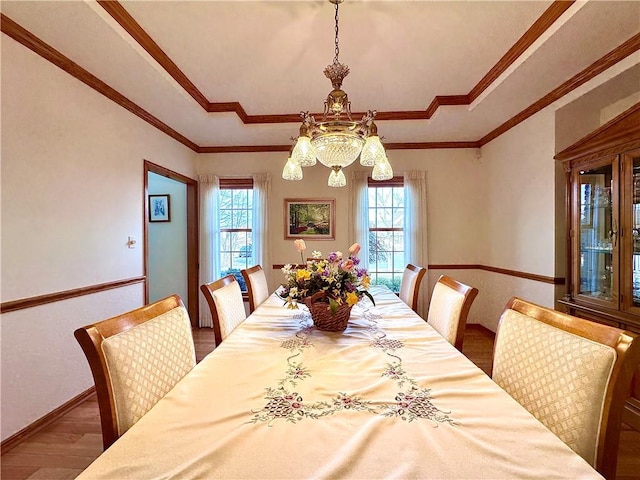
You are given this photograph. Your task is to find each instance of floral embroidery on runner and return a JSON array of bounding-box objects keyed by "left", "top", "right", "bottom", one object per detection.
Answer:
[
  {"left": 365, "top": 310, "right": 455, "bottom": 425},
  {"left": 249, "top": 307, "right": 454, "bottom": 426}
]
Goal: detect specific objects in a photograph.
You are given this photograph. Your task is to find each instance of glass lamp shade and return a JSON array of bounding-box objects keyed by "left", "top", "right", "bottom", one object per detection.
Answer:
[
  {"left": 328, "top": 168, "right": 347, "bottom": 187},
  {"left": 371, "top": 157, "right": 393, "bottom": 181},
  {"left": 360, "top": 135, "right": 386, "bottom": 167},
  {"left": 291, "top": 136, "right": 316, "bottom": 167},
  {"left": 282, "top": 158, "right": 303, "bottom": 181},
  {"left": 311, "top": 132, "right": 365, "bottom": 169}
]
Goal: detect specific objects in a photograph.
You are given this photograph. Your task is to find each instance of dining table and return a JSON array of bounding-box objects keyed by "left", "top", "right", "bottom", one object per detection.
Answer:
[{"left": 77, "top": 285, "right": 603, "bottom": 479}]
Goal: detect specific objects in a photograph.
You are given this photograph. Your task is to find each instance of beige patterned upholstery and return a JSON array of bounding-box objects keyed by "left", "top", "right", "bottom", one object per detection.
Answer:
[
  {"left": 398, "top": 264, "right": 426, "bottom": 312},
  {"left": 74, "top": 294, "right": 196, "bottom": 449},
  {"left": 427, "top": 284, "right": 464, "bottom": 344},
  {"left": 102, "top": 305, "right": 196, "bottom": 437},
  {"left": 201, "top": 275, "right": 247, "bottom": 345},
  {"left": 494, "top": 308, "right": 615, "bottom": 464},
  {"left": 211, "top": 280, "right": 246, "bottom": 339},
  {"left": 426, "top": 275, "right": 478, "bottom": 350},
  {"left": 491, "top": 298, "right": 640, "bottom": 478},
  {"left": 242, "top": 265, "right": 269, "bottom": 313}
]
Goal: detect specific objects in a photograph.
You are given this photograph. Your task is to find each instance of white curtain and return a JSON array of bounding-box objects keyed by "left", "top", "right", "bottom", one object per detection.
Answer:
[
  {"left": 252, "top": 173, "right": 271, "bottom": 288},
  {"left": 404, "top": 170, "right": 429, "bottom": 317},
  {"left": 349, "top": 171, "right": 370, "bottom": 267},
  {"left": 198, "top": 173, "right": 220, "bottom": 328}
]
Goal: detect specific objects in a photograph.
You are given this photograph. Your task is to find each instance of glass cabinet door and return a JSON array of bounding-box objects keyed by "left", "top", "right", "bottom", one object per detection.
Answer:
[
  {"left": 622, "top": 149, "right": 640, "bottom": 314},
  {"left": 573, "top": 156, "right": 619, "bottom": 308}
]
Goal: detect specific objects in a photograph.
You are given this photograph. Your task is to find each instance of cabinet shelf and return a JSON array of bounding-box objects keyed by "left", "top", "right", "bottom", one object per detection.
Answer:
[{"left": 582, "top": 247, "right": 613, "bottom": 254}]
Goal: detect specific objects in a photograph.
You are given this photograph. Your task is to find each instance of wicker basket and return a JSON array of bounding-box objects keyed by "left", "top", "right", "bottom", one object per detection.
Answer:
[{"left": 304, "top": 292, "right": 352, "bottom": 332}]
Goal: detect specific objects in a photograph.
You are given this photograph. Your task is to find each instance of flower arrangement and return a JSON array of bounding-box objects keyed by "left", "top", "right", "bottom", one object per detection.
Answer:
[{"left": 279, "top": 240, "right": 374, "bottom": 314}]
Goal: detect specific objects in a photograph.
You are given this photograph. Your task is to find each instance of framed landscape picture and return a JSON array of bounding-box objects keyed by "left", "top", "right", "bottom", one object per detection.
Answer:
[
  {"left": 149, "top": 194, "right": 171, "bottom": 222},
  {"left": 284, "top": 198, "right": 335, "bottom": 240}
]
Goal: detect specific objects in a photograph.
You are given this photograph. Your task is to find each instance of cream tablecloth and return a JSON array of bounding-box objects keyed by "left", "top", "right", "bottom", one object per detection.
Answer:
[{"left": 77, "top": 286, "right": 602, "bottom": 479}]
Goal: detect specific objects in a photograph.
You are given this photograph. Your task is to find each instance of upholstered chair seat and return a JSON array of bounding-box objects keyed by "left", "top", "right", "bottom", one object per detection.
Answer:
[
  {"left": 426, "top": 275, "right": 478, "bottom": 350},
  {"left": 492, "top": 297, "right": 640, "bottom": 480},
  {"left": 241, "top": 265, "right": 269, "bottom": 314},
  {"left": 74, "top": 295, "right": 196, "bottom": 449}
]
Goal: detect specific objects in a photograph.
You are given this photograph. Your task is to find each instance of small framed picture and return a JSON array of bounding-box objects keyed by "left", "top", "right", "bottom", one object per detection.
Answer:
[
  {"left": 149, "top": 194, "right": 171, "bottom": 222},
  {"left": 284, "top": 198, "right": 335, "bottom": 240}
]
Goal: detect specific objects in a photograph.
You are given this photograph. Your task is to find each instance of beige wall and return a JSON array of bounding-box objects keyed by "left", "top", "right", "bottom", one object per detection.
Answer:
[
  {"left": 197, "top": 147, "right": 485, "bottom": 305},
  {"left": 460, "top": 108, "right": 559, "bottom": 330},
  {"left": 1, "top": 37, "right": 196, "bottom": 440}
]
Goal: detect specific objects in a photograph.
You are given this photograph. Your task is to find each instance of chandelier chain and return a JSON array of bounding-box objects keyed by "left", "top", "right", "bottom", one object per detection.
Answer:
[
  {"left": 283, "top": 0, "right": 392, "bottom": 186},
  {"left": 333, "top": 1, "right": 340, "bottom": 64}
]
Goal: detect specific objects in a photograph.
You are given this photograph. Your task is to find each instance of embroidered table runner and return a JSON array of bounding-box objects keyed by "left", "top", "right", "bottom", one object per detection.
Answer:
[{"left": 77, "top": 286, "right": 602, "bottom": 479}]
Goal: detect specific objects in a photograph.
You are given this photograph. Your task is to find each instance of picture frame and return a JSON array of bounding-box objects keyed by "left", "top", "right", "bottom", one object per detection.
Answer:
[
  {"left": 149, "top": 194, "right": 171, "bottom": 222},
  {"left": 284, "top": 198, "right": 335, "bottom": 240}
]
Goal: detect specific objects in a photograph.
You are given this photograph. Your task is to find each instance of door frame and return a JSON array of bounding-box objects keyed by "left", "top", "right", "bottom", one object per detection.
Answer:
[{"left": 144, "top": 160, "right": 199, "bottom": 326}]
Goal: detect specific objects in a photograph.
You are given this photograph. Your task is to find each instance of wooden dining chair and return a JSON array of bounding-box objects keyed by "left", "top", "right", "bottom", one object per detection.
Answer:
[
  {"left": 426, "top": 275, "right": 478, "bottom": 350},
  {"left": 398, "top": 264, "right": 427, "bottom": 312},
  {"left": 241, "top": 264, "right": 269, "bottom": 314},
  {"left": 200, "top": 274, "right": 247, "bottom": 345},
  {"left": 492, "top": 297, "right": 640, "bottom": 480},
  {"left": 74, "top": 294, "right": 196, "bottom": 450}
]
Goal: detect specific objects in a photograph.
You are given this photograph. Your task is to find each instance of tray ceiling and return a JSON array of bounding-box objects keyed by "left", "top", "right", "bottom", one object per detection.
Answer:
[{"left": 1, "top": 0, "right": 639, "bottom": 152}]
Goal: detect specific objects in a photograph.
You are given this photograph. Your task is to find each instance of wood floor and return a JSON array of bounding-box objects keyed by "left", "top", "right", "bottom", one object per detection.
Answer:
[{"left": 2, "top": 326, "right": 638, "bottom": 479}]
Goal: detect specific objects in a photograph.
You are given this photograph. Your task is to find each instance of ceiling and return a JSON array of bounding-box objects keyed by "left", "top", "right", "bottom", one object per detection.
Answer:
[{"left": 1, "top": 1, "right": 639, "bottom": 152}]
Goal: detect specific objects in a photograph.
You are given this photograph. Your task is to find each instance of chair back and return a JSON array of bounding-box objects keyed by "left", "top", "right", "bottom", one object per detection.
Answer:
[
  {"left": 492, "top": 297, "right": 640, "bottom": 479},
  {"left": 200, "top": 275, "right": 246, "bottom": 345},
  {"left": 241, "top": 265, "right": 269, "bottom": 313},
  {"left": 74, "top": 294, "right": 196, "bottom": 450},
  {"left": 426, "top": 275, "right": 478, "bottom": 350},
  {"left": 398, "top": 264, "right": 427, "bottom": 312}
]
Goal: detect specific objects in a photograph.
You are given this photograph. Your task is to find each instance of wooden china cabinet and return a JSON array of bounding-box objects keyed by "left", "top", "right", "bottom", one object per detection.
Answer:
[{"left": 556, "top": 103, "right": 640, "bottom": 432}]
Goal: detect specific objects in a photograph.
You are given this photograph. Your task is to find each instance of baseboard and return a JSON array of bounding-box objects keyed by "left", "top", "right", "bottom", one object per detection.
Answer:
[
  {"left": 1, "top": 386, "right": 95, "bottom": 454},
  {"left": 466, "top": 323, "right": 496, "bottom": 338}
]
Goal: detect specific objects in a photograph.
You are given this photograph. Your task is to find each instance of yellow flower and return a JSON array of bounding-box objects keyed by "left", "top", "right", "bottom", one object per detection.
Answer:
[
  {"left": 296, "top": 269, "right": 311, "bottom": 281},
  {"left": 361, "top": 275, "right": 371, "bottom": 289},
  {"left": 346, "top": 291, "right": 359, "bottom": 306}
]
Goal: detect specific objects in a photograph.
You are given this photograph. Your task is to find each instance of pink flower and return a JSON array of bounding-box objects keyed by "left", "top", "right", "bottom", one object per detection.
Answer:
[
  {"left": 341, "top": 259, "right": 354, "bottom": 271},
  {"left": 348, "top": 243, "right": 361, "bottom": 256},
  {"left": 294, "top": 239, "right": 307, "bottom": 252}
]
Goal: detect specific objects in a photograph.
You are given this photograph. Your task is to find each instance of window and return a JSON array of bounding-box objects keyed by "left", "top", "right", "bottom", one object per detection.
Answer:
[
  {"left": 219, "top": 178, "right": 253, "bottom": 292},
  {"left": 368, "top": 177, "right": 405, "bottom": 292}
]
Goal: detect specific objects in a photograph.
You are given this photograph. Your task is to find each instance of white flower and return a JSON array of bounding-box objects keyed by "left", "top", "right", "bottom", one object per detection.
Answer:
[
  {"left": 312, "top": 250, "right": 323, "bottom": 259},
  {"left": 294, "top": 239, "right": 307, "bottom": 252}
]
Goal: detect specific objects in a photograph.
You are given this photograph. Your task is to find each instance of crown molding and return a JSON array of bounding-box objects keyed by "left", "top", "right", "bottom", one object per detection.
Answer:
[
  {"left": 2, "top": 9, "right": 637, "bottom": 154},
  {"left": 479, "top": 32, "right": 640, "bottom": 146},
  {"left": 98, "top": 0, "right": 574, "bottom": 123},
  {"left": 467, "top": 0, "right": 575, "bottom": 104},
  {"left": 0, "top": 13, "right": 200, "bottom": 152}
]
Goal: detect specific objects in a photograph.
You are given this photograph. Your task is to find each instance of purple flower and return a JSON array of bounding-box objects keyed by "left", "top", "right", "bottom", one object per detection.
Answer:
[{"left": 328, "top": 252, "right": 338, "bottom": 262}]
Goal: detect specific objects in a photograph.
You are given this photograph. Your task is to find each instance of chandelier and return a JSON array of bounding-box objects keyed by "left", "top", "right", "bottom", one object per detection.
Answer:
[{"left": 282, "top": 0, "right": 393, "bottom": 188}]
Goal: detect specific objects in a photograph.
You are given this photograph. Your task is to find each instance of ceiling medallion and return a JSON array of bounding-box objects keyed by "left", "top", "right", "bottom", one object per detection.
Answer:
[{"left": 282, "top": 0, "right": 393, "bottom": 187}]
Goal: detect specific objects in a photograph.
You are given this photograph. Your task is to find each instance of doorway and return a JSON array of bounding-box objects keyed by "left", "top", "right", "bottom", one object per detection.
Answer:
[{"left": 144, "top": 161, "right": 199, "bottom": 326}]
